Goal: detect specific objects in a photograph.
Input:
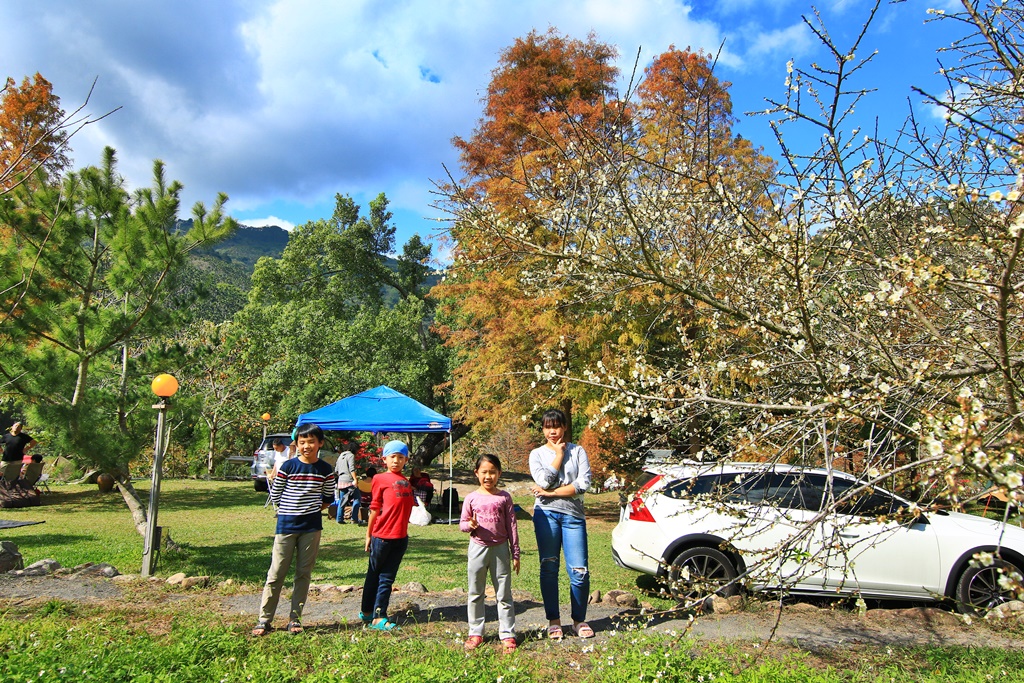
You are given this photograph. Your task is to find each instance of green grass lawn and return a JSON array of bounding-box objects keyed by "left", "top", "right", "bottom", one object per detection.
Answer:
[
  {"left": 0, "top": 479, "right": 644, "bottom": 599},
  {"left": 5, "top": 479, "right": 1024, "bottom": 682}
]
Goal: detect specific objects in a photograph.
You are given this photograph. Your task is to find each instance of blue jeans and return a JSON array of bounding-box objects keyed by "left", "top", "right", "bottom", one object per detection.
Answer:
[
  {"left": 336, "top": 486, "right": 355, "bottom": 522},
  {"left": 361, "top": 536, "right": 409, "bottom": 620},
  {"left": 533, "top": 507, "right": 589, "bottom": 623}
]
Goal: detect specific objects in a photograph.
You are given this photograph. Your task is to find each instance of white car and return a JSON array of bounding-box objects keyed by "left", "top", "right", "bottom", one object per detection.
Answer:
[
  {"left": 251, "top": 433, "right": 339, "bottom": 492},
  {"left": 611, "top": 462, "right": 1024, "bottom": 613},
  {"left": 250, "top": 433, "right": 293, "bottom": 492}
]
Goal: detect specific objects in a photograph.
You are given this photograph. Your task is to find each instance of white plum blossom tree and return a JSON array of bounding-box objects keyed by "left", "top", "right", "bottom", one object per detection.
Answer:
[{"left": 440, "top": 0, "right": 1024, "bottom": 607}]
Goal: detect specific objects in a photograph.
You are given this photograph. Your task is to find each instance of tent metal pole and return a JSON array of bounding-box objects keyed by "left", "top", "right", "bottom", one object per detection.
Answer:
[{"left": 448, "top": 430, "right": 454, "bottom": 524}]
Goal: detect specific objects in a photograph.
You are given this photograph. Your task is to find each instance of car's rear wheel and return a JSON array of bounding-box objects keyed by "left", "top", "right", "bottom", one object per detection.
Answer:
[
  {"left": 666, "top": 546, "right": 739, "bottom": 604},
  {"left": 254, "top": 478, "right": 268, "bottom": 493},
  {"left": 956, "top": 558, "right": 1024, "bottom": 614}
]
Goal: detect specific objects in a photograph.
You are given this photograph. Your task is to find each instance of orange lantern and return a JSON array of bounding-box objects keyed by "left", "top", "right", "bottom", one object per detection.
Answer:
[{"left": 151, "top": 373, "right": 179, "bottom": 398}]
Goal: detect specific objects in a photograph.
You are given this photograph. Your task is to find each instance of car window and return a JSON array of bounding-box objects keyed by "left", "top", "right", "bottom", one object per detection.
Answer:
[
  {"left": 734, "top": 472, "right": 815, "bottom": 508},
  {"left": 661, "top": 473, "right": 737, "bottom": 499},
  {"left": 803, "top": 473, "right": 903, "bottom": 516}
]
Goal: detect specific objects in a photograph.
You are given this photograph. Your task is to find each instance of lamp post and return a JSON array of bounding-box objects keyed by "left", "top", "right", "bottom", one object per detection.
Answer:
[
  {"left": 261, "top": 412, "right": 271, "bottom": 440},
  {"left": 142, "top": 373, "right": 178, "bottom": 578}
]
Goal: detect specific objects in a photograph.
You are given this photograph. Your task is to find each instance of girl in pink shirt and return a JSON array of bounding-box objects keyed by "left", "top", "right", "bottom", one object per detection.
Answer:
[{"left": 459, "top": 454, "right": 521, "bottom": 653}]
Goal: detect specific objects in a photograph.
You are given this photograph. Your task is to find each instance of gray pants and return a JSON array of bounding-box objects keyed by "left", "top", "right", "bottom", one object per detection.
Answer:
[
  {"left": 258, "top": 530, "right": 321, "bottom": 624},
  {"left": 467, "top": 541, "right": 516, "bottom": 639}
]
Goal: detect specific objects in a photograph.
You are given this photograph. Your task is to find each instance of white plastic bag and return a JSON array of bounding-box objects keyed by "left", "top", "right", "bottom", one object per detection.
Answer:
[{"left": 409, "top": 497, "right": 432, "bottom": 526}]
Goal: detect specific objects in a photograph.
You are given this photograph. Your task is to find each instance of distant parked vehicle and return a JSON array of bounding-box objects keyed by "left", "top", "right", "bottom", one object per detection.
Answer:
[
  {"left": 251, "top": 433, "right": 338, "bottom": 493},
  {"left": 612, "top": 461, "right": 1024, "bottom": 614},
  {"left": 251, "top": 433, "right": 292, "bottom": 492}
]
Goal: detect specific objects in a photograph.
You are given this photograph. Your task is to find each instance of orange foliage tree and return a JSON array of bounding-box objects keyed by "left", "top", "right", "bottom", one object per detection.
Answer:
[
  {"left": 435, "top": 29, "right": 621, "bottom": 437},
  {"left": 0, "top": 73, "right": 69, "bottom": 191},
  {"left": 437, "top": 38, "right": 775, "bottom": 461}
]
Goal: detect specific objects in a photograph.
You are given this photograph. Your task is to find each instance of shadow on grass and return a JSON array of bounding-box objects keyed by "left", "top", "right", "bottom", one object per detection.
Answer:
[
  {"left": 316, "top": 532, "right": 482, "bottom": 575},
  {"left": 3, "top": 532, "right": 101, "bottom": 553},
  {"left": 171, "top": 531, "right": 487, "bottom": 586},
  {"left": 40, "top": 489, "right": 130, "bottom": 509},
  {"left": 154, "top": 483, "right": 268, "bottom": 512},
  {"left": 162, "top": 537, "right": 273, "bottom": 582},
  {"left": 41, "top": 481, "right": 266, "bottom": 513}
]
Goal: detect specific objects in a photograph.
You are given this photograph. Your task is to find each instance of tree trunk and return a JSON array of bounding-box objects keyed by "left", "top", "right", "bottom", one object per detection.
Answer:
[
  {"left": 207, "top": 422, "right": 218, "bottom": 476},
  {"left": 115, "top": 475, "right": 148, "bottom": 536},
  {"left": 414, "top": 423, "right": 471, "bottom": 468}
]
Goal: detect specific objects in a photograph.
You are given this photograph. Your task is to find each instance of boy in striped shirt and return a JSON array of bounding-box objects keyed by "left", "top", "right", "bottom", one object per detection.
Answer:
[{"left": 252, "top": 423, "right": 337, "bottom": 636}]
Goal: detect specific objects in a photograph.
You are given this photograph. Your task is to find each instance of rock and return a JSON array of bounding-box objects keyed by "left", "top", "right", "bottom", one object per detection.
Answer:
[
  {"left": 72, "top": 563, "right": 119, "bottom": 578},
  {"left": 21, "top": 559, "right": 61, "bottom": 576},
  {"left": 602, "top": 589, "right": 639, "bottom": 607},
  {"left": 112, "top": 574, "right": 140, "bottom": 584},
  {"left": 166, "top": 572, "right": 187, "bottom": 585},
  {"left": 708, "top": 595, "right": 733, "bottom": 614},
  {"left": 336, "top": 584, "right": 356, "bottom": 593},
  {"left": 392, "top": 600, "right": 420, "bottom": 614},
  {"left": 401, "top": 581, "right": 428, "bottom": 593},
  {"left": 787, "top": 602, "right": 821, "bottom": 613},
  {"left": 217, "top": 579, "right": 234, "bottom": 589},
  {"left": 641, "top": 601, "right": 655, "bottom": 611},
  {"left": 17, "top": 567, "right": 47, "bottom": 577},
  {"left": 180, "top": 575, "right": 209, "bottom": 589},
  {"left": 148, "top": 576, "right": 164, "bottom": 583},
  {"left": 72, "top": 562, "right": 95, "bottom": 571},
  {"left": 727, "top": 595, "right": 745, "bottom": 610},
  {"left": 987, "top": 601, "right": 1024, "bottom": 619},
  {"left": 880, "top": 607, "right": 961, "bottom": 627},
  {"left": 484, "top": 585, "right": 496, "bottom": 598},
  {"left": 615, "top": 592, "right": 639, "bottom": 608}
]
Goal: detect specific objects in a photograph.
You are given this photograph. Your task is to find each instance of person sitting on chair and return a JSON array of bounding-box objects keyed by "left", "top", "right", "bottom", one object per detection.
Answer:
[
  {"left": 408, "top": 465, "right": 435, "bottom": 508},
  {"left": 355, "top": 467, "right": 376, "bottom": 525},
  {"left": 21, "top": 454, "right": 43, "bottom": 487}
]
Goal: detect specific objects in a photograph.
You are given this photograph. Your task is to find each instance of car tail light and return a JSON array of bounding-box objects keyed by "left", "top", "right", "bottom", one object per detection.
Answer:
[{"left": 628, "top": 474, "right": 661, "bottom": 522}]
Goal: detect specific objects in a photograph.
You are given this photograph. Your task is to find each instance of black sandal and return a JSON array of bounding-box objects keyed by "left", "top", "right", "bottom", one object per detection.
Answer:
[
  {"left": 286, "top": 621, "right": 303, "bottom": 635},
  {"left": 251, "top": 622, "right": 272, "bottom": 636}
]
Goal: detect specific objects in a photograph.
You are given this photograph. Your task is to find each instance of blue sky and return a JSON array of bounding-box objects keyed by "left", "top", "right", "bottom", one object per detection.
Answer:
[{"left": 1, "top": 0, "right": 961, "bottom": 262}]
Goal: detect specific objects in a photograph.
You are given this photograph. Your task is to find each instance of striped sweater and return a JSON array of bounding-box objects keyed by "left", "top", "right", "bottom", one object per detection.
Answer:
[{"left": 269, "top": 456, "right": 337, "bottom": 534}]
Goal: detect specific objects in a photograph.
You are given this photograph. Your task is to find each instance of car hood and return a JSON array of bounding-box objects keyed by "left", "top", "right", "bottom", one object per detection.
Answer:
[{"left": 940, "top": 510, "right": 1024, "bottom": 543}]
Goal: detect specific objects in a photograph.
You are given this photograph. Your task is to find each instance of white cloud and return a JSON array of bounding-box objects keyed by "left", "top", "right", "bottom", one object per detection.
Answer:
[
  {"left": 241, "top": 216, "right": 296, "bottom": 232},
  {"left": 0, "top": 0, "right": 955, "bottom": 248},
  {"left": 744, "top": 22, "right": 814, "bottom": 60}
]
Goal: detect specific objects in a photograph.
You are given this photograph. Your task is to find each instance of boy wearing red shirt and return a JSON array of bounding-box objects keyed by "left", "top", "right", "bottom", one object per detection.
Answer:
[{"left": 361, "top": 440, "right": 415, "bottom": 631}]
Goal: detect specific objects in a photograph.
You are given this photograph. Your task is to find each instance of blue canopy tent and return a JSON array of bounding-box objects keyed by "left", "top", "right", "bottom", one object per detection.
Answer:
[{"left": 296, "top": 385, "right": 456, "bottom": 521}]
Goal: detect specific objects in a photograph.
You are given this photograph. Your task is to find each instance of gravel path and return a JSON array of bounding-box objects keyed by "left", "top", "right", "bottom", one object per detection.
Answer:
[{"left": 4, "top": 572, "right": 1024, "bottom": 652}]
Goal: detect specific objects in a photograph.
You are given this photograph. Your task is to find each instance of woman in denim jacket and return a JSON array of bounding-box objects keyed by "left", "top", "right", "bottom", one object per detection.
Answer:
[{"left": 528, "top": 408, "right": 594, "bottom": 640}]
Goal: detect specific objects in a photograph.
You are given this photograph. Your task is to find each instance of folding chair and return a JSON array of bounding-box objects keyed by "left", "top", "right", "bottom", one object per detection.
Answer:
[
  {"left": 35, "top": 472, "right": 51, "bottom": 493},
  {"left": 21, "top": 461, "right": 43, "bottom": 487},
  {"left": 1, "top": 460, "right": 20, "bottom": 485}
]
